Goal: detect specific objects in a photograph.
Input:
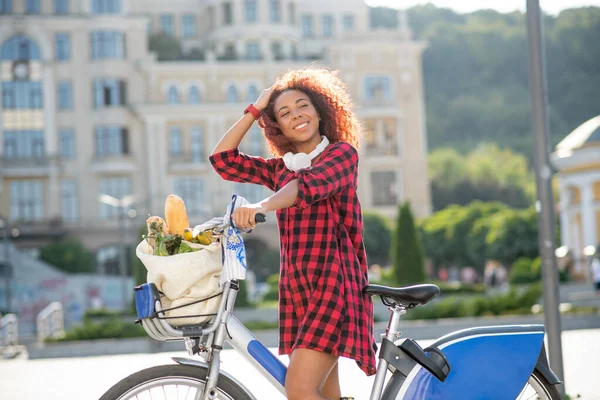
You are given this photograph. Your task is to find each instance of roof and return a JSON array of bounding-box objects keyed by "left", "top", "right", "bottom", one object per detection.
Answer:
[{"left": 556, "top": 115, "right": 600, "bottom": 152}]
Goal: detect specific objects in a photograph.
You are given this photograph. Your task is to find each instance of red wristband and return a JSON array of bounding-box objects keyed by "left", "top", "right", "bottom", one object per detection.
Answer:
[{"left": 244, "top": 104, "right": 261, "bottom": 120}]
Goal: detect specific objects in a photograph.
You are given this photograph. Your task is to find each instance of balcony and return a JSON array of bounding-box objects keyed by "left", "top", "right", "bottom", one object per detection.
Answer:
[
  {"left": 0, "top": 156, "right": 55, "bottom": 177},
  {"left": 168, "top": 153, "right": 209, "bottom": 173},
  {"left": 90, "top": 154, "right": 137, "bottom": 174},
  {"left": 8, "top": 217, "right": 68, "bottom": 241}
]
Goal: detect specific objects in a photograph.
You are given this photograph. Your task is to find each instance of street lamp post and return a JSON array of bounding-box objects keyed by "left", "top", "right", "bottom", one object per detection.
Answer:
[
  {"left": 99, "top": 194, "right": 136, "bottom": 311},
  {"left": 526, "top": 0, "right": 565, "bottom": 393},
  {"left": 0, "top": 219, "right": 12, "bottom": 312}
]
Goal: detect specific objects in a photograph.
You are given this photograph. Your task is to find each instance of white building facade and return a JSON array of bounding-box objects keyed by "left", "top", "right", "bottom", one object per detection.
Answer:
[{"left": 0, "top": 0, "right": 431, "bottom": 273}]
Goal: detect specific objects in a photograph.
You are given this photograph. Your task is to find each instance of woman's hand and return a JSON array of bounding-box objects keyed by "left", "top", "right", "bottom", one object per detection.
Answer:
[
  {"left": 231, "top": 203, "right": 268, "bottom": 230},
  {"left": 254, "top": 86, "right": 274, "bottom": 111}
]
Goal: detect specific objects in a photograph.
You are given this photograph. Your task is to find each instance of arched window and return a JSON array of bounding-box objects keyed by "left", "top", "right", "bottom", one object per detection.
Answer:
[
  {"left": 226, "top": 84, "right": 238, "bottom": 103},
  {"left": 247, "top": 84, "right": 259, "bottom": 102},
  {"left": 167, "top": 86, "right": 180, "bottom": 104},
  {"left": 188, "top": 85, "right": 201, "bottom": 104},
  {"left": 1, "top": 35, "right": 41, "bottom": 60}
]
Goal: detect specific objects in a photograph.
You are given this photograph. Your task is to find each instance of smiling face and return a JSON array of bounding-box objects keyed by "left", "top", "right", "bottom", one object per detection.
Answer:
[{"left": 273, "top": 89, "right": 321, "bottom": 149}]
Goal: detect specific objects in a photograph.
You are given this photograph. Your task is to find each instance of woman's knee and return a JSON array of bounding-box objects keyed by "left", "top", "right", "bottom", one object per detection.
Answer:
[{"left": 285, "top": 380, "right": 322, "bottom": 400}]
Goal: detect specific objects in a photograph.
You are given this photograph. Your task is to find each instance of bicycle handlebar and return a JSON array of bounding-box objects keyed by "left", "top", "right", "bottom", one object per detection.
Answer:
[{"left": 255, "top": 213, "right": 266, "bottom": 223}]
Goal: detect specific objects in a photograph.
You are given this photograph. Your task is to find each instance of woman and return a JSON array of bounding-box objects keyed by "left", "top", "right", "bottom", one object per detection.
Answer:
[{"left": 209, "top": 68, "right": 377, "bottom": 400}]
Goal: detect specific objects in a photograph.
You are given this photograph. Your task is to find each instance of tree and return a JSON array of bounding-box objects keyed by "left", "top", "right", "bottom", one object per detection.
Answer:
[
  {"left": 363, "top": 211, "right": 392, "bottom": 266},
  {"left": 391, "top": 202, "right": 426, "bottom": 285},
  {"left": 148, "top": 32, "right": 181, "bottom": 61},
  {"left": 39, "top": 240, "right": 95, "bottom": 274},
  {"left": 420, "top": 201, "right": 507, "bottom": 273},
  {"left": 484, "top": 207, "right": 539, "bottom": 265},
  {"left": 428, "top": 144, "right": 535, "bottom": 210},
  {"left": 370, "top": 5, "right": 600, "bottom": 159}
]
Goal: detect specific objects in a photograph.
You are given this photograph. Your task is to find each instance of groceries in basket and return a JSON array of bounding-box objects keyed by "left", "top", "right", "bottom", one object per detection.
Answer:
[{"left": 136, "top": 194, "right": 223, "bottom": 326}]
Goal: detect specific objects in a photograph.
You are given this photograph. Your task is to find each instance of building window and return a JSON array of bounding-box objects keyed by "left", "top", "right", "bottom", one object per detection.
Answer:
[
  {"left": 271, "top": 41, "right": 283, "bottom": 60},
  {"left": 93, "top": 79, "right": 127, "bottom": 108},
  {"left": 25, "top": 0, "right": 40, "bottom": 14},
  {"left": 169, "top": 127, "right": 182, "bottom": 157},
  {"left": 55, "top": 33, "right": 71, "bottom": 61},
  {"left": 226, "top": 85, "right": 238, "bottom": 103},
  {"left": 188, "top": 85, "right": 200, "bottom": 104},
  {"left": 174, "top": 178, "right": 205, "bottom": 217},
  {"left": 247, "top": 84, "right": 258, "bottom": 102},
  {"left": 223, "top": 2, "right": 233, "bottom": 25},
  {"left": 182, "top": 14, "right": 196, "bottom": 37},
  {"left": 94, "top": 126, "right": 129, "bottom": 157},
  {"left": 1, "top": 35, "right": 41, "bottom": 60},
  {"left": 160, "top": 14, "right": 174, "bottom": 36},
  {"left": 54, "top": 0, "right": 68, "bottom": 14},
  {"left": 302, "top": 15, "right": 314, "bottom": 38},
  {"left": 57, "top": 81, "right": 73, "bottom": 110},
  {"left": 98, "top": 177, "right": 131, "bottom": 218},
  {"left": 167, "top": 86, "right": 180, "bottom": 104},
  {"left": 245, "top": 0, "right": 257, "bottom": 23},
  {"left": 371, "top": 171, "right": 398, "bottom": 206},
  {"left": 0, "top": 0, "right": 12, "bottom": 14},
  {"left": 269, "top": 0, "right": 281, "bottom": 23},
  {"left": 364, "top": 76, "right": 391, "bottom": 101},
  {"left": 61, "top": 180, "right": 78, "bottom": 221},
  {"left": 2, "top": 82, "right": 43, "bottom": 109},
  {"left": 288, "top": 2, "right": 295, "bottom": 24},
  {"left": 59, "top": 129, "right": 75, "bottom": 158},
  {"left": 3, "top": 130, "right": 44, "bottom": 159},
  {"left": 90, "top": 31, "right": 125, "bottom": 60},
  {"left": 190, "top": 127, "right": 204, "bottom": 163},
  {"left": 92, "top": 0, "right": 121, "bottom": 14},
  {"left": 10, "top": 180, "right": 44, "bottom": 221},
  {"left": 343, "top": 14, "right": 354, "bottom": 31},
  {"left": 322, "top": 15, "right": 334, "bottom": 38},
  {"left": 222, "top": 44, "right": 236, "bottom": 60},
  {"left": 246, "top": 42, "right": 261, "bottom": 61}
]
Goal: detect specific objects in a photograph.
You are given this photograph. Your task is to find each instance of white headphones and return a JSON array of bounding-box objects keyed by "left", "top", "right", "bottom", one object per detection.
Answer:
[{"left": 283, "top": 136, "right": 330, "bottom": 171}]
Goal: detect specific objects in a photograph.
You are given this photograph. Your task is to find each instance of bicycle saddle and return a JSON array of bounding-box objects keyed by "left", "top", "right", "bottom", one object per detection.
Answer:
[{"left": 364, "top": 284, "right": 440, "bottom": 308}]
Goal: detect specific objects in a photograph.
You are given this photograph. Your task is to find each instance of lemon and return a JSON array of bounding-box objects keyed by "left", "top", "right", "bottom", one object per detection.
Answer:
[{"left": 183, "top": 228, "right": 193, "bottom": 241}]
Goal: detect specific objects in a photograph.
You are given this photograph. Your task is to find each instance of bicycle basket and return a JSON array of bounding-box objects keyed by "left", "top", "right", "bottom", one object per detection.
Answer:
[{"left": 135, "top": 239, "right": 223, "bottom": 326}]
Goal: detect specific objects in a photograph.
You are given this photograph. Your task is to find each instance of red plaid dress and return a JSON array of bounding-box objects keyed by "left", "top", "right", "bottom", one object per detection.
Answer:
[{"left": 210, "top": 141, "right": 377, "bottom": 376}]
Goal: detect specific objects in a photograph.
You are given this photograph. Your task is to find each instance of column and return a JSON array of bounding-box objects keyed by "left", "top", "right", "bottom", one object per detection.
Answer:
[
  {"left": 558, "top": 181, "right": 571, "bottom": 250},
  {"left": 144, "top": 117, "right": 166, "bottom": 214},
  {"left": 580, "top": 182, "right": 598, "bottom": 248},
  {"left": 43, "top": 64, "right": 57, "bottom": 156}
]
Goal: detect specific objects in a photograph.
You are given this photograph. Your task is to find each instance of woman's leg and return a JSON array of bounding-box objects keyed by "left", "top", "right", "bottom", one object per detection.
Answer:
[
  {"left": 321, "top": 362, "right": 342, "bottom": 399},
  {"left": 285, "top": 348, "right": 340, "bottom": 400}
]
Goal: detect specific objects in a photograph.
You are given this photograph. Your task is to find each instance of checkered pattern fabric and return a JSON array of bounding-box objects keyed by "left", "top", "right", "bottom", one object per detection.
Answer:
[{"left": 210, "top": 141, "right": 377, "bottom": 376}]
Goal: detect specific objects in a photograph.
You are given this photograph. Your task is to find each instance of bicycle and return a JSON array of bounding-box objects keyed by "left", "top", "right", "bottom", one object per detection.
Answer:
[{"left": 101, "top": 199, "right": 562, "bottom": 400}]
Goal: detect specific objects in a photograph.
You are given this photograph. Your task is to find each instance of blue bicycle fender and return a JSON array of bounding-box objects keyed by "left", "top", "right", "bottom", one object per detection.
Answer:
[{"left": 395, "top": 325, "right": 545, "bottom": 400}]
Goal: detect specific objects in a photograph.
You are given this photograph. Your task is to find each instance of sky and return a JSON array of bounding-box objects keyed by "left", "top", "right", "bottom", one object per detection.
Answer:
[{"left": 364, "top": 0, "right": 600, "bottom": 15}]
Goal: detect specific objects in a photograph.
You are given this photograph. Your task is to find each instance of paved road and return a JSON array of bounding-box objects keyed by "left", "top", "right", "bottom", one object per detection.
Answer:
[{"left": 1, "top": 329, "right": 598, "bottom": 400}]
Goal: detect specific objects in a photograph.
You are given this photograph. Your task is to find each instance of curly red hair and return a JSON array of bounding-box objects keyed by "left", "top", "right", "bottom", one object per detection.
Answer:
[{"left": 258, "top": 67, "right": 363, "bottom": 157}]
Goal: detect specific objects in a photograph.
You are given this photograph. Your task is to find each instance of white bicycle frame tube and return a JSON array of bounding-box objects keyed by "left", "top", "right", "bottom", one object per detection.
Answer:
[{"left": 225, "top": 315, "right": 287, "bottom": 396}]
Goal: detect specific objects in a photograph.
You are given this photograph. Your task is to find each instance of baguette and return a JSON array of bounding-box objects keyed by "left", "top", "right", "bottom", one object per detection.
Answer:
[{"left": 165, "top": 194, "right": 189, "bottom": 236}]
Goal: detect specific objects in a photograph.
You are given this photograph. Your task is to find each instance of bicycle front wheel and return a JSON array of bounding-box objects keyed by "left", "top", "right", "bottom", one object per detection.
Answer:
[
  {"left": 99, "top": 364, "right": 254, "bottom": 400},
  {"left": 516, "top": 368, "right": 561, "bottom": 400}
]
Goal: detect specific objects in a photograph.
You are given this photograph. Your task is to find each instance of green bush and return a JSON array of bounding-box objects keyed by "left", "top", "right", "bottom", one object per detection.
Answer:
[
  {"left": 406, "top": 283, "right": 542, "bottom": 320},
  {"left": 434, "top": 281, "right": 487, "bottom": 295},
  {"left": 510, "top": 257, "right": 537, "bottom": 284},
  {"left": 511, "top": 257, "right": 569, "bottom": 284},
  {"left": 262, "top": 273, "right": 280, "bottom": 302},
  {"left": 54, "top": 318, "right": 146, "bottom": 342}
]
